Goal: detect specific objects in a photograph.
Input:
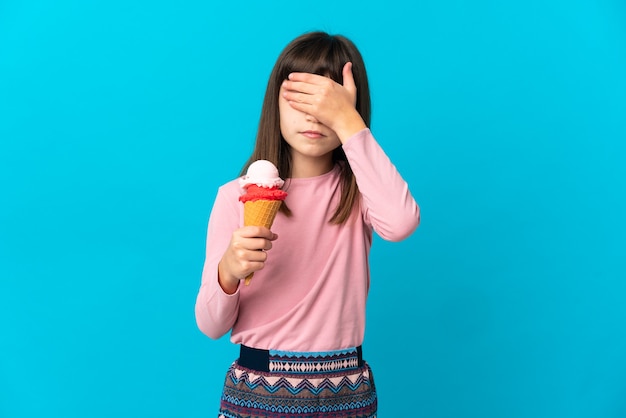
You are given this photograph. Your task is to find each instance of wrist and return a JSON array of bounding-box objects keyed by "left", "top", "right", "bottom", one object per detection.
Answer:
[
  {"left": 218, "top": 262, "right": 240, "bottom": 295},
  {"left": 335, "top": 110, "right": 367, "bottom": 143}
]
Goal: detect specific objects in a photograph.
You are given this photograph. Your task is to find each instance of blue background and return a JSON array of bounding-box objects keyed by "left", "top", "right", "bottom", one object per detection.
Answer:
[{"left": 1, "top": 0, "right": 625, "bottom": 417}]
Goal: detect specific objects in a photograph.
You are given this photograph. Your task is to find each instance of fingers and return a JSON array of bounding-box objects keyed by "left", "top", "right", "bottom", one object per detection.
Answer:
[
  {"left": 234, "top": 228, "right": 276, "bottom": 254},
  {"left": 282, "top": 91, "right": 315, "bottom": 107},
  {"left": 342, "top": 62, "right": 357, "bottom": 105},
  {"left": 285, "top": 101, "right": 314, "bottom": 119},
  {"left": 220, "top": 226, "right": 278, "bottom": 284},
  {"left": 233, "top": 237, "right": 273, "bottom": 252},
  {"left": 239, "top": 226, "right": 278, "bottom": 241},
  {"left": 283, "top": 72, "right": 337, "bottom": 98},
  {"left": 281, "top": 65, "right": 362, "bottom": 137},
  {"left": 282, "top": 79, "right": 319, "bottom": 96},
  {"left": 341, "top": 62, "right": 353, "bottom": 84},
  {"left": 281, "top": 78, "right": 334, "bottom": 118},
  {"left": 287, "top": 71, "right": 326, "bottom": 83},
  {"left": 285, "top": 62, "right": 354, "bottom": 92},
  {"left": 282, "top": 80, "right": 327, "bottom": 108}
]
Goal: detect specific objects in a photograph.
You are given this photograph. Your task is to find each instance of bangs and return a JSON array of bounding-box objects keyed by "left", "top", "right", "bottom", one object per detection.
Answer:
[
  {"left": 251, "top": 31, "right": 370, "bottom": 224},
  {"left": 278, "top": 37, "right": 348, "bottom": 84}
]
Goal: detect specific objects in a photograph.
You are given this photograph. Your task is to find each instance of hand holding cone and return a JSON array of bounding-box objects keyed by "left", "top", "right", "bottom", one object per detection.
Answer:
[{"left": 239, "top": 160, "right": 287, "bottom": 285}]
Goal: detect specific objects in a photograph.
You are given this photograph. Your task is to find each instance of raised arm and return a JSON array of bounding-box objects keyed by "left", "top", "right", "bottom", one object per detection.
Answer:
[
  {"left": 344, "top": 129, "right": 420, "bottom": 241},
  {"left": 281, "top": 62, "right": 419, "bottom": 240}
]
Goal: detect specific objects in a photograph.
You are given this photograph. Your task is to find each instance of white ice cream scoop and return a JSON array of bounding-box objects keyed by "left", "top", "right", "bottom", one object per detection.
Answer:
[{"left": 239, "top": 160, "right": 285, "bottom": 188}]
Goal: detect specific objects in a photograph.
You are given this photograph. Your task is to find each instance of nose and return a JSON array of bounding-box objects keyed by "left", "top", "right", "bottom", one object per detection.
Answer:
[{"left": 305, "top": 114, "right": 319, "bottom": 123}]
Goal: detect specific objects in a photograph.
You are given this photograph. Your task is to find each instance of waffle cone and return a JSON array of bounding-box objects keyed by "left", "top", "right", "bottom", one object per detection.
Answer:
[
  {"left": 243, "top": 199, "right": 282, "bottom": 228},
  {"left": 243, "top": 199, "right": 283, "bottom": 285}
]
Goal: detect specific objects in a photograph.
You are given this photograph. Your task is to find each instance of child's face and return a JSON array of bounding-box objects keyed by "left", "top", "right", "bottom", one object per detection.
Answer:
[{"left": 278, "top": 83, "right": 341, "bottom": 173}]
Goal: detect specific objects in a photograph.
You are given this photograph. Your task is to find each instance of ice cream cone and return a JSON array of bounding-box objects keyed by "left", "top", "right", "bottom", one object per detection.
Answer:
[
  {"left": 243, "top": 200, "right": 283, "bottom": 229},
  {"left": 243, "top": 199, "right": 283, "bottom": 285},
  {"left": 238, "top": 160, "right": 287, "bottom": 286}
]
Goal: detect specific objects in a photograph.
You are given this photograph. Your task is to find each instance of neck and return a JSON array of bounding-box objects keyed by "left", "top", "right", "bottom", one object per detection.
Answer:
[{"left": 290, "top": 154, "right": 334, "bottom": 178}]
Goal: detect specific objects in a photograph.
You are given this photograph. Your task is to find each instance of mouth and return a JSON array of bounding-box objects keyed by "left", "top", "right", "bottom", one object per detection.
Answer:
[{"left": 300, "top": 130, "right": 325, "bottom": 139}]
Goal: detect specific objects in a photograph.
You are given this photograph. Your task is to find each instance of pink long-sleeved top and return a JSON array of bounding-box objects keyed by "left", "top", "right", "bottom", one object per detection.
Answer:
[{"left": 195, "top": 129, "right": 420, "bottom": 352}]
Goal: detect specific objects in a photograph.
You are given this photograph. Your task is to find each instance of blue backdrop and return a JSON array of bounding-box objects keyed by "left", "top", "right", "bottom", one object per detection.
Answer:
[{"left": 1, "top": 0, "right": 625, "bottom": 417}]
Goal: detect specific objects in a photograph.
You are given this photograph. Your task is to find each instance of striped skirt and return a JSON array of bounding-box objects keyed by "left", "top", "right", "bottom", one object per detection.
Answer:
[{"left": 218, "top": 345, "right": 377, "bottom": 418}]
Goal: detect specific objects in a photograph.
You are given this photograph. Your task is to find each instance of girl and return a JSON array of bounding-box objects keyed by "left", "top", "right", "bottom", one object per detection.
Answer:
[{"left": 195, "top": 31, "right": 420, "bottom": 418}]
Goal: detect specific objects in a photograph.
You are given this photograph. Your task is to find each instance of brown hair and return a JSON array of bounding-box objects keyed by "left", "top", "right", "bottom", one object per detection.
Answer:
[{"left": 241, "top": 31, "right": 371, "bottom": 224}]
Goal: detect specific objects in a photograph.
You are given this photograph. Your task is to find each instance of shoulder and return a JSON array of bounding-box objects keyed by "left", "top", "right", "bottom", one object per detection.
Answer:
[
  {"left": 211, "top": 178, "right": 242, "bottom": 209},
  {"left": 217, "top": 178, "right": 242, "bottom": 196}
]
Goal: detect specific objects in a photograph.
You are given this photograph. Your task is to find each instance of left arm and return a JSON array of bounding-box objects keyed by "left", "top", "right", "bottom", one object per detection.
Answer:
[
  {"left": 343, "top": 128, "right": 420, "bottom": 241},
  {"left": 282, "top": 63, "right": 420, "bottom": 240}
]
